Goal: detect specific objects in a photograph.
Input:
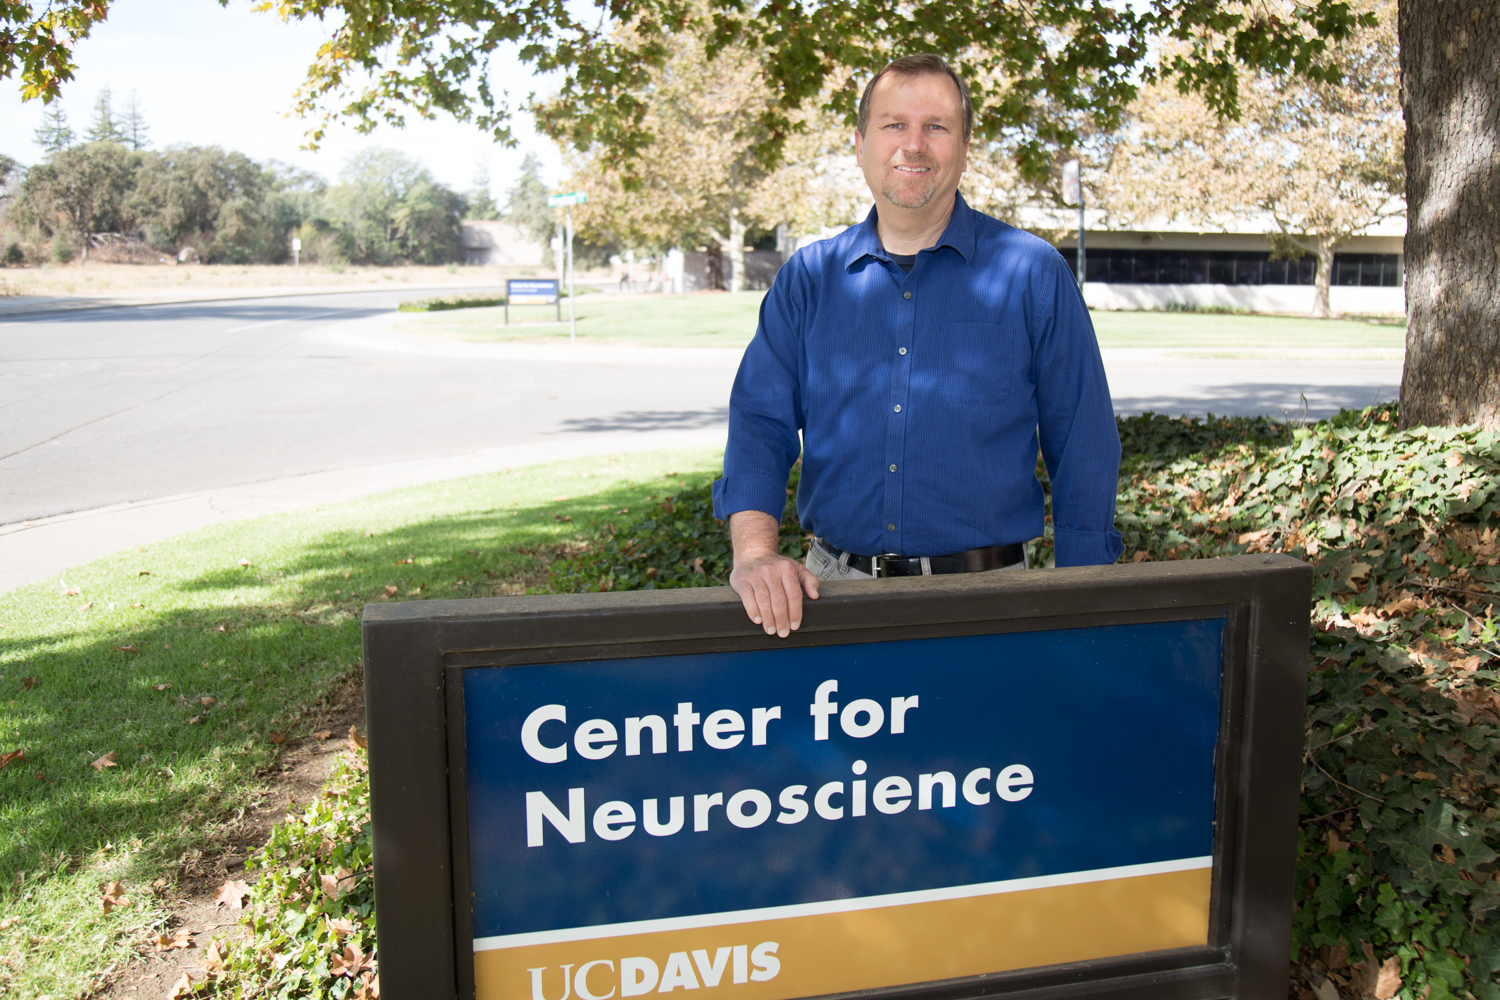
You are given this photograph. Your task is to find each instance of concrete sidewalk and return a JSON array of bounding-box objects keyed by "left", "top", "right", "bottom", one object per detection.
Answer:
[
  {"left": 0, "top": 428, "right": 727, "bottom": 596},
  {"left": 0, "top": 281, "right": 506, "bottom": 318}
]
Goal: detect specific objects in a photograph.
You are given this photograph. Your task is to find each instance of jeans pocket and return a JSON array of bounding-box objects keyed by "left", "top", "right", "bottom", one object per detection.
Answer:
[{"left": 805, "top": 544, "right": 838, "bottom": 582}]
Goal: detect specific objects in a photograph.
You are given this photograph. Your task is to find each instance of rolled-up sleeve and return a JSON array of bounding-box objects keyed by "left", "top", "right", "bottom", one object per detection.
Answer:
[
  {"left": 1031, "top": 255, "right": 1125, "bottom": 567},
  {"left": 712, "top": 261, "right": 807, "bottom": 520}
]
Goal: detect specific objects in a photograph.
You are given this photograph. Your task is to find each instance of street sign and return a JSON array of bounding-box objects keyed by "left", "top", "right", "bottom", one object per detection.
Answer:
[
  {"left": 547, "top": 192, "right": 589, "bottom": 207},
  {"left": 363, "top": 556, "right": 1310, "bottom": 1000},
  {"left": 1061, "top": 160, "right": 1081, "bottom": 207},
  {"left": 507, "top": 279, "right": 559, "bottom": 306}
]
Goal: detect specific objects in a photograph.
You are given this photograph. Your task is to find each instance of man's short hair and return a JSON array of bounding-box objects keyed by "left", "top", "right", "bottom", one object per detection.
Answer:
[{"left": 856, "top": 54, "right": 974, "bottom": 143}]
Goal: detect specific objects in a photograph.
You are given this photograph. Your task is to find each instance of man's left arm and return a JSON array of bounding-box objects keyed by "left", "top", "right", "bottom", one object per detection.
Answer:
[{"left": 1031, "top": 256, "right": 1125, "bottom": 567}]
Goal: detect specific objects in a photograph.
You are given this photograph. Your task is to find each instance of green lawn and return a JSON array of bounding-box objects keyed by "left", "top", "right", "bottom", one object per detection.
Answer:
[
  {"left": 399, "top": 291, "right": 1403, "bottom": 352},
  {"left": 397, "top": 292, "right": 769, "bottom": 348},
  {"left": 0, "top": 447, "right": 723, "bottom": 999},
  {"left": 1089, "top": 310, "right": 1405, "bottom": 350}
]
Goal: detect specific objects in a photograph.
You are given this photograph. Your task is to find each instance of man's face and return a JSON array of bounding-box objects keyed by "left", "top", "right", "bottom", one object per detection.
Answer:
[{"left": 855, "top": 71, "right": 969, "bottom": 213}]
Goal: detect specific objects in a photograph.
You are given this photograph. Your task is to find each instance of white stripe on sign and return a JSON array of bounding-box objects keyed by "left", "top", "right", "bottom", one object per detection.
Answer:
[{"left": 471, "top": 855, "right": 1213, "bottom": 952}]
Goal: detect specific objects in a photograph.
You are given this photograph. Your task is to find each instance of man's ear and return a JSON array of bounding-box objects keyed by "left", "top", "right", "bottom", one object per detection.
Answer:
[{"left": 854, "top": 129, "right": 865, "bottom": 167}]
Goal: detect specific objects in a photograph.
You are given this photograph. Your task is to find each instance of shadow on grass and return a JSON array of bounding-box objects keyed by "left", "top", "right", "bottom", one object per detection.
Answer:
[{"left": 0, "top": 478, "right": 712, "bottom": 894}]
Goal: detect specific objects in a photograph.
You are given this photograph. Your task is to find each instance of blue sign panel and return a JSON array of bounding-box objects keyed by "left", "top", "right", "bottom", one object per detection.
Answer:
[
  {"left": 463, "top": 617, "right": 1224, "bottom": 1000},
  {"left": 507, "top": 279, "right": 559, "bottom": 304}
]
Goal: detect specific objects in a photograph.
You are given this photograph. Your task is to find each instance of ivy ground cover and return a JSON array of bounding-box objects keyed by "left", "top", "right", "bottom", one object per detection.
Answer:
[{"left": 549, "top": 403, "right": 1500, "bottom": 1000}]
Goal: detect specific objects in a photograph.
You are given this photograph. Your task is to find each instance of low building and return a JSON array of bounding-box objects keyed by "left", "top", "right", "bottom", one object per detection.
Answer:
[{"left": 460, "top": 221, "right": 548, "bottom": 267}]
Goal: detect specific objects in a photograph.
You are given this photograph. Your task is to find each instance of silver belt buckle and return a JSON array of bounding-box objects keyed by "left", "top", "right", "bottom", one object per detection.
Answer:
[{"left": 875, "top": 552, "right": 902, "bottom": 578}]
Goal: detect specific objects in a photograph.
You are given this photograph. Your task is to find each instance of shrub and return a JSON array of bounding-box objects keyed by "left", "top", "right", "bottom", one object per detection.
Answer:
[{"left": 395, "top": 294, "right": 505, "bottom": 313}]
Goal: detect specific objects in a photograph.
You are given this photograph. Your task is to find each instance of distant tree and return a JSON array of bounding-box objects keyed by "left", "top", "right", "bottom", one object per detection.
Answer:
[
  {"left": 131, "top": 145, "right": 277, "bottom": 263},
  {"left": 503, "top": 153, "right": 554, "bottom": 246},
  {"left": 1101, "top": 0, "right": 1401, "bottom": 318},
  {"left": 85, "top": 88, "right": 125, "bottom": 144},
  {"left": 263, "top": 160, "right": 329, "bottom": 259},
  {"left": 33, "top": 105, "right": 74, "bottom": 154},
  {"left": 326, "top": 148, "right": 465, "bottom": 265},
  {"left": 120, "top": 90, "right": 149, "bottom": 150},
  {"left": 466, "top": 159, "right": 500, "bottom": 220},
  {"left": 10, "top": 142, "right": 142, "bottom": 261},
  {"left": 544, "top": 8, "right": 857, "bottom": 290}
]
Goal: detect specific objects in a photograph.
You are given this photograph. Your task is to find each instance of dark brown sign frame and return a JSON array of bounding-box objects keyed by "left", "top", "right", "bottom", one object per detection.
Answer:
[{"left": 362, "top": 554, "right": 1311, "bottom": 1000}]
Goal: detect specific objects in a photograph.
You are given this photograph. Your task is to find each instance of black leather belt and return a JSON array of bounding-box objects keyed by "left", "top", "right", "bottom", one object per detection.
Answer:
[{"left": 814, "top": 539, "right": 1026, "bottom": 577}]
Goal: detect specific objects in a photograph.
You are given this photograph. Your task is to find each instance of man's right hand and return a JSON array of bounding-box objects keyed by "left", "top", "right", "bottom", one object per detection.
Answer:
[{"left": 727, "top": 511, "right": 820, "bottom": 638}]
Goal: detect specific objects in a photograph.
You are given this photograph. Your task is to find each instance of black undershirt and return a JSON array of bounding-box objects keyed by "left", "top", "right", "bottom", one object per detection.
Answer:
[{"left": 889, "top": 253, "right": 918, "bottom": 274}]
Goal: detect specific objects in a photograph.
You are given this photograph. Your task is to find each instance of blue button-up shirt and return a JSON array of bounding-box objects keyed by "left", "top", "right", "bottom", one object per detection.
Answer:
[{"left": 711, "top": 194, "right": 1124, "bottom": 567}]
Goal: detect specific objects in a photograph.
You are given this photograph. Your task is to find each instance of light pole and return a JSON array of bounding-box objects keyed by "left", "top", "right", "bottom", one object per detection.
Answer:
[
  {"left": 1062, "top": 159, "right": 1085, "bottom": 290},
  {"left": 546, "top": 192, "right": 589, "bottom": 343}
]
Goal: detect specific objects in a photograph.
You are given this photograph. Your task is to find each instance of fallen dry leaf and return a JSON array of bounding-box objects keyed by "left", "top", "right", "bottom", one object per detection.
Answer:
[
  {"left": 1439, "top": 845, "right": 1457, "bottom": 864},
  {"left": 91, "top": 751, "right": 118, "bottom": 771},
  {"left": 101, "top": 881, "right": 131, "bottom": 912},
  {"left": 0, "top": 916, "right": 18, "bottom": 930},
  {"left": 138, "top": 570, "right": 152, "bottom": 576},
  {"left": 1325, "top": 828, "right": 1350, "bottom": 854},
  {"left": 168, "top": 972, "right": 195, "bottom": 999},
  {"left": 61, "top": 587, "right": 81, "bottom": 596},
  {"left": 114, "top": 645, "right": 139, "bottom": 652},
  {"left": 1413, "top": 770, "right": 1439, "bottom": 780},
  {"left": 1373, "top": 955, "right": 1402, "bottom": 999},
  {"left": 213, "top": 879, "right": 251, "bottom": 910},
  {"left": 20, "top": 677, "right": 35, "bottom": 691},
  {"left": 383, "top": 585, "right": 398, "bottom": 597},
  {"left": 1446, "top": 451, "right": 1464, "bottom": 468},
  {"left": 356, "top": 971, "right": 381, "bottom": 999},
  {"left": 330, "top": 942, "right": 374, "bottom": 978},
  {"left": 213, "top": 624, "right": 227, "bottom": 632},
  {"left": 348, "top": 725, "right": 368, "bottom": 750},
  {"left": 188, "top": 714, "right": 204, "bottom": 724},
  {"left": 329, "top": 916, "right": 355, "bottom": 939},
  {"left": 202, "top": 938, "right": 230, "bottom": 972},
  {"left": 237, "top": 558, "right": 252, "bottom": 567},
  {"left": 268, "top": 732, "right": 286, "bottom": 745},
  {"left": 154, "top": 929, "right": 193, "bottom": 951},
  {"left": 200, "top": 696, "right": 216, "bottom": 707},
  {"left": 0, "top": 748, "right": 25, "bottom": 770},
  {"left": 312, "top": 730, "right": 333, "bottom": 741},
  {"left": 154, "top": 683, "right": 173, "bottom": 691}
]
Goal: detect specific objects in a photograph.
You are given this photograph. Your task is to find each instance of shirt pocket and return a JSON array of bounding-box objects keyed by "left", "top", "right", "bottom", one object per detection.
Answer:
[{"left": 936, "top": 321, "right": 1016, "bottom": 406}]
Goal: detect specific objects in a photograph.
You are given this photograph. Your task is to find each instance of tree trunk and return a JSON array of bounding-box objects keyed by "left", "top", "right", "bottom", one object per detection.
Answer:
[
  {"left": 1399, "top": 0, "right": 1500, "bottom": 429},
  {"left": 726, "top": 207, "right": 747, "bottom": 293},
  {"left": 1311, "top": 238, "right": 1334, "bottom": 318},
  {"left": 707, "top": 244, "right": 724, "bottom": 290}
]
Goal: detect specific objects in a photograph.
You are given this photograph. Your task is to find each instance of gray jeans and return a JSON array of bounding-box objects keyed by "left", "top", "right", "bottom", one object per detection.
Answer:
[{"left": 804, "top": 538, "right": 1029, "bottom": 581}]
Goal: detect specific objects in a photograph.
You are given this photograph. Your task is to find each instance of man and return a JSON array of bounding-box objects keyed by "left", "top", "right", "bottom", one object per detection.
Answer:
[{"left": 711, "top": 54, "right": 1123, "bottom": 638}]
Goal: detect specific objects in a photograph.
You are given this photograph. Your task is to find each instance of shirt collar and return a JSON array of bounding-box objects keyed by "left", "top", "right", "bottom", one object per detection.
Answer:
[{"left": 844, "top": 190, "right": 978, "bottom": 269}]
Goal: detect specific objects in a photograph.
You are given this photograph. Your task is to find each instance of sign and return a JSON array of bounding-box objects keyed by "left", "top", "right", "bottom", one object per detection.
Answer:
[
  {"left": 508, "top": 278, "right": 559, "bottom": 306},
  {"left": 292, "top": 237, "right": 302, "bottom": 252},
  {"left": 362, "top": 556, "right": 1311, "bottom": 1000},
  {"left": 1062, "top": 159, "right": 1082, "bottom": 207},
  {"left": 548, "top": 192, "right": 589, "bottom": 207}
]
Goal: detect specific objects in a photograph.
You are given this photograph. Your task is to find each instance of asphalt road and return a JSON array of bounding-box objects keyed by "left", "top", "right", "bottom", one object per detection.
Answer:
[
  {"left": 0, "top": 287, "right": 1403, "bottom": 528},
  {"left": 0, "top": 288, "right": 737, "bottom": 526}
]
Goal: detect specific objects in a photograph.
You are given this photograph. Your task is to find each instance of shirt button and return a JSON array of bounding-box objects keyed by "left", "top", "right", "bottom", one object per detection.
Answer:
[
  {"left": 903, "top": 291, "right": 912, "bottom": 300},
  {"left": 898, "top": 347, "right": 907, "bottom": 355},
  {"left": 889, "top": 464, "right": 898, "bottom": 472},
  {"left": 893, "top": 404, "right": 902, "bottom": 412},
  {"left": 887, "top": 523, "right": 896, "bottom": 531}
]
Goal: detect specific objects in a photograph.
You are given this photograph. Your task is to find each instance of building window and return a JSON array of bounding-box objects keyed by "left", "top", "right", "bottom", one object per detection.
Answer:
[{"left": 1068, "top": 249, "right": 1402, "bottom": 287}]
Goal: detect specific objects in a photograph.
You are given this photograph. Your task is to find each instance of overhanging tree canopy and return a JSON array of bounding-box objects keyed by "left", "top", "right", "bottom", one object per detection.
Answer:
[{"left": 2, "top": 0, "right": 1370, "bottom": 180}]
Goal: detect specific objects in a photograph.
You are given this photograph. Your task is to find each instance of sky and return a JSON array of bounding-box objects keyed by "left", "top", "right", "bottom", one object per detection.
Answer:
[{"left": 0, "top": 0, "right": 566, "bottom": 198}]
